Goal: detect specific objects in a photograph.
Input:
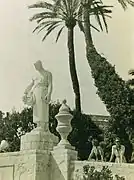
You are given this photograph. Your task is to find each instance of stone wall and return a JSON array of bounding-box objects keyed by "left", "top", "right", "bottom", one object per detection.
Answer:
[
  {"left": 73, "top": 161, "right": 134, "bottom": 180},
  {"left": 0, "top": 150, "right": 134, "bottom": 180},
  {"left": 0, "top": 150, "right": 51, "bottom": 180},
  {"left": 90, "top": 114, "right": 109, "bottom": 130}
]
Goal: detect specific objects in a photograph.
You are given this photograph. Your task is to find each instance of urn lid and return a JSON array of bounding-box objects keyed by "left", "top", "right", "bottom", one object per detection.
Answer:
[{"left": 59, "top": 99, "right": 70, "bottom": 114}]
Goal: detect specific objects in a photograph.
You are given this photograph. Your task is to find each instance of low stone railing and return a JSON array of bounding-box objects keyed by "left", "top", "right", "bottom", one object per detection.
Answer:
[{"left": 0, "top": 100, "right": 134, "bottom": 180}]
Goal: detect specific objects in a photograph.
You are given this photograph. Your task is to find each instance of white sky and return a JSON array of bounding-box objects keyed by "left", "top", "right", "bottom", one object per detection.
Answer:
[{"left": 0, "top": 0, "right": 133, "bottom": 115}]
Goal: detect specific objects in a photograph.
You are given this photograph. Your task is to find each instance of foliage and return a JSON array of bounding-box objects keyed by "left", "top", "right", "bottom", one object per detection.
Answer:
[
  {"left": 0, "top": 102, "right": 101, "bottom": 160},
  {"left": 84, "top": 42, "right": 134, "bottom": 161},
  {"left": 117, "top": 0, "right": 134, "bottom": 10},
  {"left": 28, "top": 0, "right": 112, "bottom": 40},
  {"left": 82, "top": 165, "right": 125, "bottom": 180},
  {"left": 79, "top": 0, "right": 134, "bottom": 162},
  {"left": 68, "top": 111, "right": 102, "bottom": 160},
  {"left": 0, "top": 102, "right": 60, "bottom": 152},
  {"left": 0, "top": 108, "right": 35, "bottom": 152},
  {"left": 49, "top": 101, "right": 61, "bottom": 138}
]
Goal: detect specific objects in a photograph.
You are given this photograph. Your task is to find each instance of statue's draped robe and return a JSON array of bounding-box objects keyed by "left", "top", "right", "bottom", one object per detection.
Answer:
[{"left": 24, "top": 71, "right": 49, "bottom": 130}]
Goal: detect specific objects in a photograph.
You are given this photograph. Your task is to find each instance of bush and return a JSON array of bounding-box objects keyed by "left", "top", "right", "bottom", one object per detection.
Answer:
[
  {"left": 87, "top": 48, "right": 134, "bottom": 162},
  {"left": 82, "top": 165, "right": 125, "bottom": 180},
  {"left": 68, "top": 111, "right": 102, "bottom": 160}
]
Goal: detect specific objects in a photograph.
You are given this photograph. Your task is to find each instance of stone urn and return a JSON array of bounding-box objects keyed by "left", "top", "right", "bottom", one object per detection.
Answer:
[{"left": 55, "top": 100, "right": 73, "bottom": 149}]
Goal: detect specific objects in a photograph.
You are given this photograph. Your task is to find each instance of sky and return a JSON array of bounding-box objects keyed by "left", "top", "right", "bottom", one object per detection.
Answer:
[{"left": 0, "top": 0, "right": 134, "bottom": 115}]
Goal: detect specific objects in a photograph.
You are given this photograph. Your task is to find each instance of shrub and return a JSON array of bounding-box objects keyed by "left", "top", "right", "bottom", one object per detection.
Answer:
[{"left": 76, "top": 165, "right": 126, "bottom": 180}]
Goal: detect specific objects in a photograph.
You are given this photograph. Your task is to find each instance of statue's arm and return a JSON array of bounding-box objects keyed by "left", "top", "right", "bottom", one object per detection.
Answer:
[
  {"left": 24, "top": 79, "right": 34, "bottom": 94},
  {"left": 22, "top": 79, "right": 35, "bottom": 106},
  {"left": 48, "top": 72, "right": 53, "bottom": 96}
]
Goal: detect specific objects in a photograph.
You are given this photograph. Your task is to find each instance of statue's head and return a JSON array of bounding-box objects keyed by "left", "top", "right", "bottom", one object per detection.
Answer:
[{"left": 34, "top": 60, "right": 43, "bottom": 71}]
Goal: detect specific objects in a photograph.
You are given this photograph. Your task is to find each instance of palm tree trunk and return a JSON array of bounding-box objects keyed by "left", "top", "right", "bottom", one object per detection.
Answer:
[{"left": 67, "top": 27, "right": 81, "bottom": 113}]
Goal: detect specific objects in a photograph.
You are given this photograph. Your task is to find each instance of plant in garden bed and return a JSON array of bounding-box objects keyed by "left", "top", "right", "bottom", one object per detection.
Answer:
[{"left": 75, "top": 165, "right": 125, "bottom": 180}]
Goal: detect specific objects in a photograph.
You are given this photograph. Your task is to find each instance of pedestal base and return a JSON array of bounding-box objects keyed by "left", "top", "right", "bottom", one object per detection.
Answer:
[
  {"left": 20, "top": 128, "right": 59, "bottom": 151},
  {"left": 52, "top": 146, "right": 78, "bottom": 180},
  {"left": 0, "top": 150, "right": 52, "bottom": 180},
  {"left": 54, "top": 141, "right": 75, "bottom": 150}
]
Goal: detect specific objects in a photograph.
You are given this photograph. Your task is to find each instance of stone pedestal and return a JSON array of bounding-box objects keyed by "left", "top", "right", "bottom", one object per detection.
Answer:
[
  {"left": 51, "top": 100, "right": 78, "bottom": 180},
  {"left": 52, "top": 147, "right": 77, "bottom": 180},
  {"left": 20, "top": 129, "right": 58, "bottom": 151},
  {"left": 19, "top": 100, "right": 78, "bottom": 180},
  {"left": 0, "top": 150, "right": 52, "bottom": 180}
]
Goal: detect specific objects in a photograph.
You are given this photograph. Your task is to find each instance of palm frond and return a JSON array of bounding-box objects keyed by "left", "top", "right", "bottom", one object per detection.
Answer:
[
  {"left": 92, "top": 7, "right": 103, "bottom": 31},
  {"left": 42, "top": 22, "right": 61, "bottom": 41},
  {"left": 118, "top": 0, "right": 134, "bottom": 10},
  {"left": 77, "top": 20, "right": 84, "bottom": 32},
  {"left": 72, "top": 0, "right": 81, "bottom": 17},
  {"left": 53, "top": 0, "right": 62, "bottom": 12},
  {"left": 77, "top": 4, "right": 85, "bottom": 32},
  {"left": 37, "top": 23, "right": 52, "bottom": 34},
  {"left": 77, "top": 4, "right": 83, "bottom": 18},
  {"left": 47, "top": 21, "right": 62, "bottom": 31},
  {"left": 28, "top": 1, "right": 54, "bottom": 11},
  {"left": 97, "top": 7, "right": 112, "bottom": 32},
  {"left": 63, "top": 0, "right": 71, "bottom": 15},
  {"left": 30, "top": 12, "right": 57, "bottom": 22},
  {"left": 53, "top": 0, "right": 71, "bottom": 16},
  {"left": 33, "top": 21, "right": 58, "bottom": 33},
  {"left": 90, "top": 2, "right": 112, "bottom": 32},
  {"left": 56, "top": 26, "right": 65, "bottom": 42},
  {"left": 90, "top": 24, "right": 100, "bottom": 32}
]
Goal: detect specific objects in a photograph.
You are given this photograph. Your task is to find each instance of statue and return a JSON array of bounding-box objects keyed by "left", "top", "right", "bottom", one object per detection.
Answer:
[
  {"left": 109, "top": 137, "right": 126, "bottom": 163},
  {"left": 88, "top": 139, "right": 104, "bottom": 162},
  {"left": 23, "top": 60, "right": 53, "bottom": 132}
]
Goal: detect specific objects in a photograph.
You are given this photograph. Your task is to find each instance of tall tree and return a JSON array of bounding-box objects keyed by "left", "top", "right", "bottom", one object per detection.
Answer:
[
  {"left": 28, "top": 0, "right": 112, "bottom": 113},
  {"left": 28, "top": 0, "right": 82, "bottom": 112},
  {"left": 80, "top": 0, "right": 134, "bottom": 161}
]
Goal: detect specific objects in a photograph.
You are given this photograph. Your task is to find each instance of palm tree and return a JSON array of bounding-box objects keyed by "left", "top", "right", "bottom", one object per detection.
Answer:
[
  {"left": 28, "top": 0, "right": 111, "bottom": 113},
  {"left": 28, "top": 0, "right": 82, "bottom": 112}
]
